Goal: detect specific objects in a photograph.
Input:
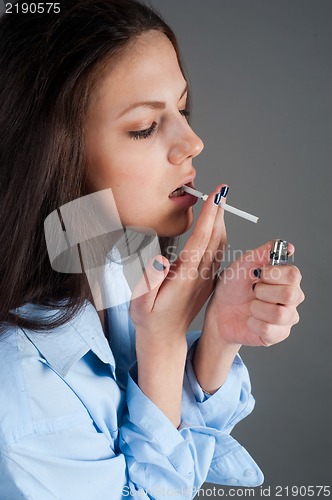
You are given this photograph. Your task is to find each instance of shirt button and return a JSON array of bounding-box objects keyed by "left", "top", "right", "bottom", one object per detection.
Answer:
[{"left": 244, "top": 468, "right": 257, "bottom": 478}]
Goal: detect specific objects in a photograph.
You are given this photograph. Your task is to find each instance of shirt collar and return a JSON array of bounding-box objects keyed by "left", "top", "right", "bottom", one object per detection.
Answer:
[
  {"left": 19, "top": 301, "right": 116, "bottom": 378},
  {"left": 16, "top": 246, "right": 133, "bottom": 378}
]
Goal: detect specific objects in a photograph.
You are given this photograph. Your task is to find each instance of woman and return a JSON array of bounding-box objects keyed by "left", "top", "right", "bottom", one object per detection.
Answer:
[{"left": 0, "top": 0, "right": 304, "bottom": 498}]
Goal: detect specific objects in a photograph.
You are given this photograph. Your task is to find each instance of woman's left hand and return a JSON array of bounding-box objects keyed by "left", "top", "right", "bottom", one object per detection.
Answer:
[{"left": 203, "top": 241, "right": 305, "bottom": 347}]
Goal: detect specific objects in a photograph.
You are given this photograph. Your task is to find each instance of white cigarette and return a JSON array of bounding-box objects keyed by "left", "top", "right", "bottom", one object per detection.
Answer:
[{"left": 181, "top": 185, "right": 259, "bottom": 224}]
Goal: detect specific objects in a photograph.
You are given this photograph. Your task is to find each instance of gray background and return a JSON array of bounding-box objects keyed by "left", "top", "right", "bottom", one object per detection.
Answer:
[
  {"left": 150, "top": 0, "right": 332, "bottom": 495},
  {"left": 1, "top": 0, "right": 330, "bottom": 495}
]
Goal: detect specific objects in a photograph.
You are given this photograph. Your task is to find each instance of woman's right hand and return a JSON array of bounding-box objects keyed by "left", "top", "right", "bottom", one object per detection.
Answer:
[
  {"left": 129, "top": 184, "right": 228, "bottom": 427},
  {"left": 129, "top": 184, "right": 228, "bottom": 344}
]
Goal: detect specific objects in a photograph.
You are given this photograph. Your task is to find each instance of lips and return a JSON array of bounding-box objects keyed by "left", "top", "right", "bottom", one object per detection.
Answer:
[
  {"left": 169, "top": 179, "right": 195, "bottom": 198},
  {"left": 169, "top": 187, "right": 185, "bottom": 198}
]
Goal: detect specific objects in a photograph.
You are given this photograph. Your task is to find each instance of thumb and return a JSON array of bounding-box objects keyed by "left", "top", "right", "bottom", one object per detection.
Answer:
[
  {"left": 240, "top": 240, "right": 272, "bottom": 271},
  {"left": 130, "top": 256, "right": 170, "bottom": 313},
  {"left": 238, "top": 239, "right": 295, "bottom": 271}
]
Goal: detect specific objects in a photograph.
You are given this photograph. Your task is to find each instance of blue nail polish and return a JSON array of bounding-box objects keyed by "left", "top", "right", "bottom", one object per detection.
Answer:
[
  {"left": 214, "top": 193, "right": 222, "bottom": 205},
  {"left": 153, "top": 259, "right": 166, "bottom": 272},
  {"left": 254, "top": 268, "right": 261, "bottom": 278},
  {"left": 219, "top": 186, "right": 229, "bottom": 198}
]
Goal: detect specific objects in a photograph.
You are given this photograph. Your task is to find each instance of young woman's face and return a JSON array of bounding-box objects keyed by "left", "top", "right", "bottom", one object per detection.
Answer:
[{"left": 85, "top": 30, "right": 204, "bottom": 237}]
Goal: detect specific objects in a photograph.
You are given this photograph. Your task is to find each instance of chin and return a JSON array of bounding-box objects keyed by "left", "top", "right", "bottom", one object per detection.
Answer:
[{"left": 158, "top": 210, "right": 194, "bottom": 237}]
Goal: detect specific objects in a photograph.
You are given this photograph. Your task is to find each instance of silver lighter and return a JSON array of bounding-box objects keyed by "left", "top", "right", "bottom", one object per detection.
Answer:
[{"left": 270, "top": 239, "right": 288, "bottom": 266}]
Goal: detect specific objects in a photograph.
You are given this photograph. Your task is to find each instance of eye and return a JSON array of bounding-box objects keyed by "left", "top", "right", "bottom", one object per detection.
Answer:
[
  {"left": 180, "top": 109, "right": 190, "bottom": 121},
  {"left": 129, "top": 122, "right": 157, "bottom": 140}
]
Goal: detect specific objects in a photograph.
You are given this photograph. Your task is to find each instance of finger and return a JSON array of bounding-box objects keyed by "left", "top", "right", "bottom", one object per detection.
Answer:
[
  {"left": 287, "top": 242, "right": 296, "bottom": 257},
  {"left": 179, "top": 184, "right": 225, "bottom": 268},
  {"left": 253, "top": 283, "right": 305, "bottom": 305},
  {"left": 248, "top": 240, "right": 297, "bottom": 291},
  {"left": 250, "top": 300, "right": 300, "bottom": 325},
  {"left": 200, "top": 185, "right": 229, "bottom": 274},
  {"left": 241, "top": 240, "right": 272, "bottom": 269},
  {"left": 244, "top": 239, "right": 296, "bottom": 271},
  {"left": 130, "top": 256, "right": 170, "bottom": 314},
  {"left": 259, "top": 265, "right": 302, "bottom": 286}
]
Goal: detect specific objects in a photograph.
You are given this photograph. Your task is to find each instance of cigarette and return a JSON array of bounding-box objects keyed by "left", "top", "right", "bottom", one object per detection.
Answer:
[{"left": 181, "top": 185, "right": 259, "bottom": 224}]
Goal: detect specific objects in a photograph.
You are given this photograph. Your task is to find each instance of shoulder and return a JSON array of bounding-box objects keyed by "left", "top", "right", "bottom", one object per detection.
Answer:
[
  {"left": 0, "top": 324, "right": 32, "bottom": 381},
  {"left": 0, "top": 304, "right": 105, "bottom": 448},
  {"left": 0, "top": 325, "right": 39, "bottom": 445}
]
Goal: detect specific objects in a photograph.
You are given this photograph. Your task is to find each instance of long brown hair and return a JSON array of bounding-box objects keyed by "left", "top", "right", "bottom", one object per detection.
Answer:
[{"left": 0, "top": 0, "right": 182, "bottom": 333}]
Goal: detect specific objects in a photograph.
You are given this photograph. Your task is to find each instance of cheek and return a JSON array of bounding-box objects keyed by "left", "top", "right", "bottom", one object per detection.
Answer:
[
  {"left": 85, "top": 140, "right": 129, "bottom": 190},
  {"left": 85, "top": 128, "right": 162, "bottom": 195}
]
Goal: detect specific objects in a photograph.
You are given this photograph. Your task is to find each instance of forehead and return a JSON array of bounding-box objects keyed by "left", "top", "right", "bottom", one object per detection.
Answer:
[{"left": 89, "top": 31, "right": 186, "bottom": 113}]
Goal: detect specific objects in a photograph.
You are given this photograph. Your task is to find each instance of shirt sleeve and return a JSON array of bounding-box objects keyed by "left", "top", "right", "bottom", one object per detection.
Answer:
[
  {"left": 119, "top": 332, "right": 264, "bottom": 499},
  {"left": 184, "top": 334, "right": 255, "bottom": 431}
]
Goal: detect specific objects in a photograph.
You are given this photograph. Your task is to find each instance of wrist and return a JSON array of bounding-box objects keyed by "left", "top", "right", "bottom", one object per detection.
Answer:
[
  {"left": 136, "top": 331, "right": 187, "bottom": 428},
  {"left": 136, "top": 327, "right": 187, "bottom": 356},
  {"left": 193, "top": 317, "right": 241, "bottom": 395},
  {"left": 203, "top": 299, "right": 241, "bottom": 347}
]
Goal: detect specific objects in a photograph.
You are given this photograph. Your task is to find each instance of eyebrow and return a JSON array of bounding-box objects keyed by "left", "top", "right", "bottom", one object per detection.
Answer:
[{"left": 116, "top": 83, "right": 188, "bottom": 119}]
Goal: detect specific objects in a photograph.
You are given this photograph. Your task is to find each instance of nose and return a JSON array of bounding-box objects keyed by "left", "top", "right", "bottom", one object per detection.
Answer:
[{"left": 168, "top": 119, "right": 204, "bottom": 165}]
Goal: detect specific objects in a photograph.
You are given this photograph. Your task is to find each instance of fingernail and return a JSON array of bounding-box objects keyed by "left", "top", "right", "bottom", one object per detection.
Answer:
[
  {"left": 214, "top": 193, "right": 222, "bottom": 205},
  {"left": 153, "top": 259, "right": 166, "bottom": 272},
  {"left": 253, "top": 268, "right": 261, "bottom": 278},
  {"left": 219, "top": 185, "right": 229, "bottom": 198}
]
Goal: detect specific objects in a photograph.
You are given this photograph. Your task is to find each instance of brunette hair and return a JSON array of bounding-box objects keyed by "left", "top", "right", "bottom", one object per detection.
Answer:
[{"left": 0, "top": 0, "right": 182, "bottom": 333}]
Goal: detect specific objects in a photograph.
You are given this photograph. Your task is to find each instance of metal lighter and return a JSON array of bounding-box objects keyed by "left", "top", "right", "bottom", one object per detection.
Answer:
[{"left": 270, "top": 239, "right": 288, "bottom": 266}]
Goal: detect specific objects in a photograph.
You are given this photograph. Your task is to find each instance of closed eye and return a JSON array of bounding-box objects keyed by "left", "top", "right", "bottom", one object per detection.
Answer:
[{"left": 129, "top": 122, "right": 157, "bottom": 140}]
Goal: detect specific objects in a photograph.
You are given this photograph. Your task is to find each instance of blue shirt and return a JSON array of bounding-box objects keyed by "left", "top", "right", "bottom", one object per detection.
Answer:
[{"left": 0, "top": 254, "right": 264, "bottom": 499}]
